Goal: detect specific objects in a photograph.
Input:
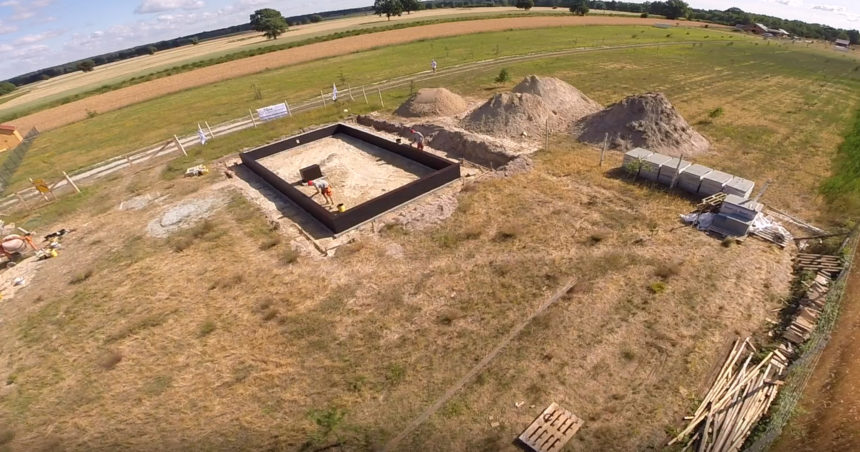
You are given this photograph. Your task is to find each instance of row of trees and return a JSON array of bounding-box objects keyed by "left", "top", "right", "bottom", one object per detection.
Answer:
[{"left": 373, "top": 0, "right": 423, "bottom": 20}]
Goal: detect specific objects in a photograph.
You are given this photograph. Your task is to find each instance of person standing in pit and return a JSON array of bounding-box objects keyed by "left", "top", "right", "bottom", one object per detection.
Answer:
[{"left": 410, "top": 129, "right": 425, "bottom": 150}]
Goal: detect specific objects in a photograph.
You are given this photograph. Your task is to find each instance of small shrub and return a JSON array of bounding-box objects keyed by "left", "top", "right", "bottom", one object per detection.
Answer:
[
  {"left": 198, "top": 320, "right": 216, "bottom": 337},
  {"left": 588, "top": 231, "right": 608, "bottom": 245},
  {"left": 308, "top": 407, "right": 345, "bottom": 439},
  {"left": 721, "top": 236, "right": 737, "bottom": 248},
  {"left": 259, "top": 236, "right": 281, "bottom": 250},
  {"left": 494, "top": 225, "right": 520, "bottom": 242},
  {"left": 666, "top": 33, "right": 672, "bottom": 38},
  {"left": 709, "top": 107, "right": 724, "bottom": 119},
  {"left": 385, "top": 363, "right": 406, "bottom": 385},
  {"left": 648, "top": 281, "right": 667, "bottom": 294},
  {"left": 262, "top": 309, "right": 279, "bottom": 321},
  {"left": 97, "top": 349, "right": 123, "bottom": 370},
  {"left": 69, "top": 268, "right": 94, "bottom": 285},
  {"left": 86, "top": 109, "right": 98, "bottom": 118},
  {"left": 495, "top": 68, "right": 511, "bottom": 83},
  {"left": 640, "top": 12, "right": 648, "bottom": 18},
  {"left": 621, "top": 348, "right": 636, "bottom": 361},
  {"left": 281, "top": 248, "right": 300, "bottom": 265},
  {"left": 654, "top": 262, "right": 681, "bottom": 280}
]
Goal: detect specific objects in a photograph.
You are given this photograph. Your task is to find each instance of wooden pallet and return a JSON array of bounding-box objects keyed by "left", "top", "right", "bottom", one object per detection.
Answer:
[
  {"left": 696, "top": 192, "right": 727, "bottom": 212},
  {"left": 751, "top": 228, "right": 790, "bottom": 248},
  {"left": 518, "top": 403, "right": 583, "bottom": 452}
]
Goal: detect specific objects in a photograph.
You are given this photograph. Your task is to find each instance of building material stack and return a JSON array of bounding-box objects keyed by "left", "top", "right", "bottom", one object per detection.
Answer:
[
  {"left": 657, "top": 157, "right": 692, "bottom": 186},
  {"left": 724, "top": 176, "right": 755, "bottom": 198},
  {"left": 708, "top": 194, "right": 762, "bottom": 237},
  {"left": 639, "top": 153, "right": 671, "bottom": 182},
  {"left": 621, "top": 147, "right": 653, "bottom": 176},
  {"left": 699, "top": 170, "right": 734, "bottom": 196},
  {"left": 678, "top": 163, "right": 712, "bottom": 194},
  {"left": 782, "top": 271, "right": 831, "bottom": 345}
]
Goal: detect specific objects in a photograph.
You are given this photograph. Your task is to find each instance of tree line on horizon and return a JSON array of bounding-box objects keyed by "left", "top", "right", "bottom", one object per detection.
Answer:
[{"left": 2, "top": 1, "right": 857, "bottom": 90}]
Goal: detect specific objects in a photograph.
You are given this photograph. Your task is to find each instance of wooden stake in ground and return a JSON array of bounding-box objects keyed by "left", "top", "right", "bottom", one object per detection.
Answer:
[
  {"left": 362, "top": 86, "right": 369, "bottom": 104},
  {"left": 600, "top": 132, "right": 608, "bottom": 166},
  {"left": 173, "top": 135, "right": 187, "bottom": 156},
  {"left": 347, "top": 83, "right": 355, "bottom": 101},
  {"left": 320, "top": 91, "right": 327, "bottom": 108},
  {"left": 63, "top": 171, "right": 81, "bottom": 194},
  {"left": 670, "top": 152, "right": 684, "bottom": 189},
  {"left": 248, "top": 109, "right": 257, "bottom": 128},
  {"left": 284, "top": 101, "right": 292, "bottom": 117},
  {"left": 205, "top": 121, "right": 215, "bottom": 138},
  {"left": 377, "top": 87, "right": 384, "bottom": 107},
  {"left": 15, "top": 191, "right": 30, "bottom": 210},
  {"left": 125, "top": 154, "right": 133, "bottom": 168},
  {"left": 544, "top": 117, "right": 549, "bottom": 151}
]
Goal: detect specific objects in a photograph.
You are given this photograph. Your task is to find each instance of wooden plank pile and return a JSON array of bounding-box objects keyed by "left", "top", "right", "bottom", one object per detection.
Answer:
[
  {"left": 668, "top": 339, "right": 781, "bottom": 452},
  {"left": 794, "top": 253, "right": 844, "bottom": 277},
  {"left": 750, "top": 228, "right": 790, "bottom": 248},
  {"left": 783, "top": 271, "right": 831, "bottom": 346}
]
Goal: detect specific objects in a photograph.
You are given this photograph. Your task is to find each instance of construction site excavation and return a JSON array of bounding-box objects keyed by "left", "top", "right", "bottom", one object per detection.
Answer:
[{"left": 240, "top": 123, "right": 460, "bottom": 234}]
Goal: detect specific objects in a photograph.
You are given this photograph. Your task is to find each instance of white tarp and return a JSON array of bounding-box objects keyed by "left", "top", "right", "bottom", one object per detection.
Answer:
[
  {"left": 750, "top": 214, "right": 792, "bottom": 241},
  {"left": 256, "top": 103, "right": 289, "bottom": 121}
]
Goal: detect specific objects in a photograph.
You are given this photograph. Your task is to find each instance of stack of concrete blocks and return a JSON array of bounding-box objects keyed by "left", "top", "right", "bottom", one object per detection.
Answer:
[
  {"left": 678, "top": 164, "right": 712, "bottom": 194},
  {"left": 724, "top": 176, "right": 755, "bottom": 198},
  {"left": 622, "top": 147, "right": 653, "bottom": 177},
  {"left": 640, "top": 153, "right": 671, "bottom": 182},
  {"left": 708, "top": 194, "right": 763, "bottom": 237},
  {"left": 621, "top": 149, "right": 756, "bottom": 199},
  {"left": 698, "top": 170, "right": 734, "bottom": 196},
  {"left": 657, "top": 157, "right": 692, "bottom": 186}
]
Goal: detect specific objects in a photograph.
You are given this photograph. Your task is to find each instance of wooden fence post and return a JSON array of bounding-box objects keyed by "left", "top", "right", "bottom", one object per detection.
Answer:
[
  {"left": 362, "top": 86, "right": 369, "bottom": 104},
  {"left": 320, "top": 91, "right": 327, "bottom": 107},
  {"left": 248, "top": 109, "right": 257, "bottom": 128},
  {"left": 599, "top": 133, "right": 608, "bottom": 167},
  {"left": 284, "top": 101, "right": 292, "bottom": 117},
  {"left": 347, "top": 83, "right": 355, "bottom": 101},
  {"left": 174, "top": 135, "right": 187, "bottom": 156},
  {"left": 378, "top": 87, "right": 384, "bottom": 108},
  {"left": 63, "top": 171, "right": 81, "bottom": 193},
  {"left": 15, "top": 191, "right": 29, "bottom": 210},
  {"left": 205, "top": 121, "right": 215, "bottom": 138}
]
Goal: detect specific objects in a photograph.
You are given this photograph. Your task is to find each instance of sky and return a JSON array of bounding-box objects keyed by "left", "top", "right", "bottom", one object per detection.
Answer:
[{"left": 0, "top": 0, "right": 858, "bottom": 81}]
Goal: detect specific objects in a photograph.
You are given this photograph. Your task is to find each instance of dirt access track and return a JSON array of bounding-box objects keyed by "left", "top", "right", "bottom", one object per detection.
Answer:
[
  {"left": 9, "top": 15, "right": 711, "bottom": 133},
  {"left": 770, "top": 246, "right": 860, "bottom": 452}
]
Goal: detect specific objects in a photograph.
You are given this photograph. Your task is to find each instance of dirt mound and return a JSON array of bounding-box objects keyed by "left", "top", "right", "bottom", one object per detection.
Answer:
[
  {"left": 512, "top": 75, "right": 601, "bottom": 122},
  {"left": 462, "top": 92, "right": 561, "bottom": 139},
  {"left": 395, "top": 88, "right": 469, "bottom": 117},
  {"left": 576, "top": 92, "right": 709, "bottom": 156}
]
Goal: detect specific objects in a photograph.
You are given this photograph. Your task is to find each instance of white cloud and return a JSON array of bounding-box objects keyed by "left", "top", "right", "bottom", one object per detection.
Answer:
[
  {"left": 812, "top": 4, "right": 846, "bottom": 12},
  {"left": 135, "top": 0, "right": 206, "bottom": 14},
  {"left": 1, "top": 0, "right": 53, "bottom": 21},
  {"left": 0, "top": 0, "right": 20, "bottom": 7},
  {"left": 13, "top": 29, "right": 63, "bottom": 45},
  {"left": 13, "top": 44, "right": 50, "bottom": 61},
  {"left": 238, "top": 0, "right": 269, "bottom": 6},
  {"left": 0, "top": 20, "right": 16, "bottom": 34}
]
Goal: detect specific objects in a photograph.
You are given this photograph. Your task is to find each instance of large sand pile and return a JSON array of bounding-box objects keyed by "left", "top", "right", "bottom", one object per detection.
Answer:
[
  {"left": 461, "top": 92, "right": 561, "bottom": 139},
  {"left": 395, "top": 88, "right": 469, "bottom": 118},
  {"left": 462, "top": 75, "right": 601, "bottom": 140},
  {"left": 512, "top": 75, "right": 602, "bottom": 123},
  {"left": 576, "top": 92, "right": 709, "bottom": 156}
]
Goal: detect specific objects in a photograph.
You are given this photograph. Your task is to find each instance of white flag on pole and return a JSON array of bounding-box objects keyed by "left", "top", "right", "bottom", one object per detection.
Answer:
[
  {"left": 198, "top": 123, "right": 207, "bottom": 145},
  {"left": 332, "top": 83, "right": 338, "bottom": 101}
]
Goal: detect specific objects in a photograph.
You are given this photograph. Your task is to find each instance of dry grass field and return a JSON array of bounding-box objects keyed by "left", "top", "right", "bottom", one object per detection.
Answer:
[{"left": 0, "top": 144, "right": 793, "bottom": 451}]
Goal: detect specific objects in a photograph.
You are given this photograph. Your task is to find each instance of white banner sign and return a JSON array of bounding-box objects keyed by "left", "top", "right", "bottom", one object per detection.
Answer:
[{"left": 257, "top": 102, "right": 289, "bottom": 121}]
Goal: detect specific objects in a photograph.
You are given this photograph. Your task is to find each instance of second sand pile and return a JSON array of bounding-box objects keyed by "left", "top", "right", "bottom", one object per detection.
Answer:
[{"left": 395, "top": 88, "right": 469, "bottom": 118}]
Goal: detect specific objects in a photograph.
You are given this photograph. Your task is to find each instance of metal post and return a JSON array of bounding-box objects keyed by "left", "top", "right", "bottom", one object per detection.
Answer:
[
  {"left": 362, "top": 86, "right": 369, "bottom": 104},
  {"left": 320, "top": 91, "right": 327, "bottom": 108},
  {"left": 174, "top": 135, "right": 187, "bottom": 156},
  {"left": 63, "top": 171, "right": 81, "bottom": 193},
  {"left": 248, "top": 109, "right": 257, "bottom": 128},
  {"left": 378, "top": 87, "right": 384, "bottom": 107},
  {"left": 544, "top": 118, "right": 549, "bottom": 150},
  {"left": 205, "top": 121, "right": 215, "bottom": 138},
  {"left": 599, "top": 133, "right": 608, "bottom": 167}
]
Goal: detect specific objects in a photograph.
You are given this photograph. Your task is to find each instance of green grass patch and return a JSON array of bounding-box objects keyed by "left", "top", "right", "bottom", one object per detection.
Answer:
[{"left": 821, "top": 108, "right": 860, "bottom": 219}]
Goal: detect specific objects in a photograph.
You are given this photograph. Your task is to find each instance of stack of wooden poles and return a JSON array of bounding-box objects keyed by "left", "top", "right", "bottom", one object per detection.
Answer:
[{"left": 668, "top": 338, "right": 782, "bottom": 452}]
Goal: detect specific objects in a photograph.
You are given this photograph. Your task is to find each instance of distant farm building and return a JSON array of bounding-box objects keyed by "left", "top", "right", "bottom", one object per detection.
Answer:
[
  {"left": 835, "top": 39, "right": 850, "bottom": 48},
  {"left": 0, "top": 125, "right": 22, "bottom": 152},
  {"left": 737, "top": 23, "right": 770, "bottom": 35}
]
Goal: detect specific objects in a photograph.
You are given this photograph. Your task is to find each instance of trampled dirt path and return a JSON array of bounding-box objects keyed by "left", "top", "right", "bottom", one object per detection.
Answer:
[
  {"left": 770, "top": 246, "right": 860, "bottom": 451},
  {"left": 8, "top": 15, "right": 708, "bottom": 133}
]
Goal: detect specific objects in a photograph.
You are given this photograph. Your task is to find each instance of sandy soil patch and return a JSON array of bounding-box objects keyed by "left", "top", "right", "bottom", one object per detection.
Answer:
[
  {"left": 257, "top": 134, "right": 432, "bottom": 210},
  {"left": 8, "top": 15, "right": 713, "bottom": 132}
]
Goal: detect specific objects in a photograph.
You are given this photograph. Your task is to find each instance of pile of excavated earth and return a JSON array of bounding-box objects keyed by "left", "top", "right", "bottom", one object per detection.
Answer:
[
  {"left": 359, "top": 75, "right": 708, "bottom": 171},
  {"left": 576, "top": 92, "right": 710, "bottom": 156}
]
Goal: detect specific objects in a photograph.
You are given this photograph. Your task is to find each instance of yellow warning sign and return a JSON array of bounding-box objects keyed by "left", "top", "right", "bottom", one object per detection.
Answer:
[{"left": 32, "top": 178, "right": 50, "bottom": 193}]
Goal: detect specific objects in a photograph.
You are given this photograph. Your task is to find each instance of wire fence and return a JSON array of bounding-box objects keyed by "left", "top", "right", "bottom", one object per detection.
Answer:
[
  {"left": 0, "top": 127, "right": 40, "bottom": 190},
  {"left": 746, "top": 230, "right": 859, "bottom": 451}
]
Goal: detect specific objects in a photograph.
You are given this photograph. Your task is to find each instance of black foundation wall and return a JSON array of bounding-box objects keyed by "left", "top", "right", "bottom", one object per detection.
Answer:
[{"left": 240, "top": 123, "right": 460, "bottom": 234}]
